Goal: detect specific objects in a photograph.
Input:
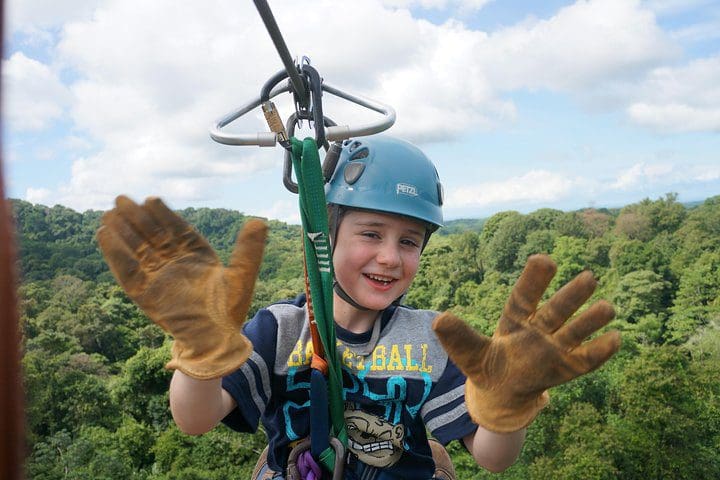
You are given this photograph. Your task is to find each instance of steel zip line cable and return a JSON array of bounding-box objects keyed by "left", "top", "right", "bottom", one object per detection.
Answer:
[{"left": 252, "top": 0, "right": 309, "bottom": 108}]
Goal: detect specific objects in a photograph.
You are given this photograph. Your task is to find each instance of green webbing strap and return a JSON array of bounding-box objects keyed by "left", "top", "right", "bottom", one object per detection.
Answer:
[{"left": 290, "top": 137, "right": 348, "bottom": 470}]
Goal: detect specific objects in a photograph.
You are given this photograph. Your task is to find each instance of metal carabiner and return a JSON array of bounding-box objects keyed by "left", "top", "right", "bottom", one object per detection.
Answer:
[
  {"left": 260, "top": 69, "right": 294, "bottom": 150},
  {"left": 282, "top": 113, "right": 337, "bottom": 194},
  {"left": 260, "top": 62, "right": 326, "bottom": 150},
  {"left": 300, "top": 63, "right": 326, "bottom": 148}
]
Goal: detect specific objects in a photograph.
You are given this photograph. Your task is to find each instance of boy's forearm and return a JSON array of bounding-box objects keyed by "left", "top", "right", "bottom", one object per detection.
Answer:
[
  {"left": 169, "top": 370, "right": 236, "bottom": 435},
  {"left": 463, "top": 425, "right": 526, "bottom": 473}
]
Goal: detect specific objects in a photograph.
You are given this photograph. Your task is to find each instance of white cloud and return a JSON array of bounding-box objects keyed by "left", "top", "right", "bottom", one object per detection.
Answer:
[
  {"left": 611, "top": 162, "right": 675, "bottom": 189},
  {"left": 257, "top": 199, "right": 302, "bottom": 225},
  {"left": 670, "top": 20, "right": 720, "bottom": 44},
  {"left": 694, "top": 166, "right": 720, "bottom": 181},
  {"left": 2, "top": 52, "right": 72, "bottom": 131},
  {"left": 48, "top": 142, "right": 280, "bottom": 212},
  {"left": 380, "top": 0, "right": 492, "bottom": 10},
  {"left": 6, "top": 0, "right": 101, "bottom": 32},
  {"left": 627, "top": 55, "right": 720, "bottom": 132},
  {"left": 441, "top": 159, "right": 720, "bottom": 219},
  {"left": 447, "top": 170, "right": 578, "bottom": 208},
  {"left": 64, "top": 135, "right": 95, "bottom": 151},
  {"left": 610, "top": 161, "right": 720, "bottom": 191},
  {"left": 627, "top": 103, "right": 720, "bottom": 132},
  {"left": 642, "top": 0, "right": 715, "bottom": 16},
  {"left": 479, "top": 0, "right": 677, "bottom": 93},
  {"left": 6, "top": 0, "right": 711, "bottom": 213},
  {"left": 25, "top": 187, "right": 52, "bottom": 204}
]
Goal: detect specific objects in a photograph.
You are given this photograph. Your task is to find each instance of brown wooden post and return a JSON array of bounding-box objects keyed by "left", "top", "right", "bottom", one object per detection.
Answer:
[{"left": 0, "top": 0, "right": 26, "bottom": 475}]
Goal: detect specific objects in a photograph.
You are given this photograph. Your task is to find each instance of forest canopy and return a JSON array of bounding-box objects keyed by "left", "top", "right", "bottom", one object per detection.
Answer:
[{"left": 12, "top": 193, "right": 720, "bottom": 479}]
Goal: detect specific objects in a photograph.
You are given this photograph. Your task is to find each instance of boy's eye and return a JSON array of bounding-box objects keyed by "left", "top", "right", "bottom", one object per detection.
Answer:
[{"left": 401, "top": 238, "right": 421, "bottom": 248}]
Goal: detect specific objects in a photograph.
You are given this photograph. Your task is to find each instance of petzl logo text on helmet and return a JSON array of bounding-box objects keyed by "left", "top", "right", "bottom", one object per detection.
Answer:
[{"left": 396, "top": 183, "right": 418, "bottom": 196}]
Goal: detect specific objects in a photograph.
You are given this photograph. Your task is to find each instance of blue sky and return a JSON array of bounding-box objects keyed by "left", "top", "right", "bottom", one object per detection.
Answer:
[{"left": 3, "top": 0, "right": 719, "bottom": 223}]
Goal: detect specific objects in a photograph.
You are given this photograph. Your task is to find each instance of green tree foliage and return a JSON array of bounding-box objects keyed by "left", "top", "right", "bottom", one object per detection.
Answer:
[
  {"left": 670, "top": 195, "right": 720, "bottom": 275},
  {"left": 111, "top": 344, "right": 174, "bottom": 429},
  {"left": 529, "top": 403, "right": 616, "bottom": 480},
  {"left": 12, "top": 200, "right": 108, "bottom": 281},
  {"left": 614, "top": 194, "right": 686, "bottom": 242},
  {"left": 480, "top": 211, "right": 530, "bottom": 274},
  {"left": 579, "top": 208, "right": 613, "bottom": 238},
  {"left": 23, "top": 346, "right": 119, "bottom": 443},
  {"left": 550, "top": 235, "right": 588, "bottom": 289},
  {"left": 514, "top": 229, "right": 557, "bottom": 270},
  {"left": 554, "top": 211, "right": 590, "bottom": 238},
  {"left": 407, "top": 232, "right": 483, "bottom": 311},
  {"left": 14, "top": 194, "right": 720, "bottom": 478},
  {"left": 610, "top": 345, "right": 720, "bottom": 478},
  {"left": 611, "top": 270, "right": 669, "bottom": 346},
  {"left": 665, "top": 251, "right": 720, "bottom": 344}
]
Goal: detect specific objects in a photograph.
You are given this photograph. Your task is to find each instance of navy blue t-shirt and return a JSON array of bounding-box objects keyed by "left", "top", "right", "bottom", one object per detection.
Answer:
[{"left": 222, "top": 294, "right": 477, "bottom": 479}]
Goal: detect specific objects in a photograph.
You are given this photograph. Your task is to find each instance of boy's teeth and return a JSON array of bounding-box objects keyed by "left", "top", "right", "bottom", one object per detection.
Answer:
[{"left": 367, "top": 274, "right": 392, "bottom": 283}]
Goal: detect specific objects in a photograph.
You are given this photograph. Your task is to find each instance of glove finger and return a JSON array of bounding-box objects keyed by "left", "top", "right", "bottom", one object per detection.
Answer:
[
  {"left": 567, "top": 330, "right": 621, "bottom": 379},
  {"left": 116, "top": 195, "right": 194, "bottom": 263},
  {"left": 533, "top": 271, "right": 597, "bottom": 334},
  {"left": 100, "top": 208, "right": 145, "bottom": 253},
  {"left": 226, "top": 219, "right": 268, "bottom": 325},
  {"left": 432, "top": 312, "right": 491, "bottom": 381},
  {"left": 96, "top": 224, "right": 146, "bottom": 296},
  {"left": 554, "top": 300, "right": 615, "bottom": 349},
  {"left": 499, "top": 254, "right": 556, "bottom": 334},
  {"left": 115, "top": 195, "right": 171, "bottom": 250},
  {"left": 143, "top": 197, "right": 215, "bottom": 257}
]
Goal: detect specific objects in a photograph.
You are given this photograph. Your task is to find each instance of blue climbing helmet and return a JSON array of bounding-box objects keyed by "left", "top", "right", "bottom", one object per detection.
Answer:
[{"left": 325, "top": 135, "right": 444, "bottom": 232}]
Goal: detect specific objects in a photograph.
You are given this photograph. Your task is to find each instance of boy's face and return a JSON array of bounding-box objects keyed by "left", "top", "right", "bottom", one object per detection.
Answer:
[{"left": 333, "top": 209, "right": 426, "bottom": 311}]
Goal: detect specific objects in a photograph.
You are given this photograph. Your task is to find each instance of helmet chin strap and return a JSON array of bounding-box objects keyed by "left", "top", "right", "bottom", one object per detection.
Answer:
[
  {"left": 333, "top": 280, "right": 372, "bottom": 311},
  {"left": 333, "top": 280, "right": 406, "bottom": 313}
]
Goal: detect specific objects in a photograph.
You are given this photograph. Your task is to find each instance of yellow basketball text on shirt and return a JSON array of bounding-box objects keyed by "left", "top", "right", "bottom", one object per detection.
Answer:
[{"left": 286, "top": 340, "right": 432, "bottom": 374}]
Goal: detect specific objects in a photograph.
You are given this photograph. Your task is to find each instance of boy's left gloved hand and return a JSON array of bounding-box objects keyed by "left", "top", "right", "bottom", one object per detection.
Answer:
[{"left": 432, "top": 254, "right": 621, "bottom": 433}]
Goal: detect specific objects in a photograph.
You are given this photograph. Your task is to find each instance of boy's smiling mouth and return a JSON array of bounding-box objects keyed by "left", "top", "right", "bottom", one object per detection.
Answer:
[{"left": 364, "top": 273, "right": 396, "bottom": 287}]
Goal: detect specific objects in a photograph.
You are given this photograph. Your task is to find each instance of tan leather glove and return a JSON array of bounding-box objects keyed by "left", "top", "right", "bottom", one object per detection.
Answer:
[
  {"left": 433, "top": 254, "right": 621, "bottom": 433},
  {"left": 96, "top": 195, "right": 267, "bottom": 380}
]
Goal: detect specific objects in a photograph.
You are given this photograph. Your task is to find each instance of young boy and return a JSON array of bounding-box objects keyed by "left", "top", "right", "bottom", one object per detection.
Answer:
[{"left": 97, "top": 136, "right": 620, "bottom": 479}]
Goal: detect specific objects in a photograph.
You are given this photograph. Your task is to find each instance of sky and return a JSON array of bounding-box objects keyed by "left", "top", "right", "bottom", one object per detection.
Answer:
[{"left": 2, "top": 0, "right": 719, "bottom": 224}]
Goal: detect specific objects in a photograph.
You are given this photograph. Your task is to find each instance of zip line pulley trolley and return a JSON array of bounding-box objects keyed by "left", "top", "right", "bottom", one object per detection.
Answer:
[
  {"left": 210, "top": 7, "right": 396, "bottom": 193},
  {"left": 209, "top": 1, "right": 397, "bottom": 479}
]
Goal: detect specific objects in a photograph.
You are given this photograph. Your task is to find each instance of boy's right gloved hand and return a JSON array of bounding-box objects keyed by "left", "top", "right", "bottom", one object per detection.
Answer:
[
  {"left": 433, "top": 254, "right": 621, "bottom": 433},
  {"left": 97, "top": 195, "right": 267, "bottom": 380}
]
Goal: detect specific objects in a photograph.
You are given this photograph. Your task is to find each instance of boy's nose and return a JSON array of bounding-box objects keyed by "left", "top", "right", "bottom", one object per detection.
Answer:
[{"left": 376, "top": 243, "right": 401, "bottom": 266}]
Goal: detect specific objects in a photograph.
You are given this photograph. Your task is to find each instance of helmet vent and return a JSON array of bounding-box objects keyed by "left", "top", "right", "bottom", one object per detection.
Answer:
[
  {"left": 350, "top": 147, "right": 369, "bottom": 160},
  {"left": 348, "top": 140, "right": 362, "bottom": 152},
  {"left": 344, "top": 162, "right": 366, "bottom": 185}
]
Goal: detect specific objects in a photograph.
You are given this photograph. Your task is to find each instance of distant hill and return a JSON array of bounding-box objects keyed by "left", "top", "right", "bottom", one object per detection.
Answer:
[
  {"left": 9, "top": 193, "right": 715, "bottom": 282},
  {"left": 439, "top": 217, "right": 486, "bottom": 235}
]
